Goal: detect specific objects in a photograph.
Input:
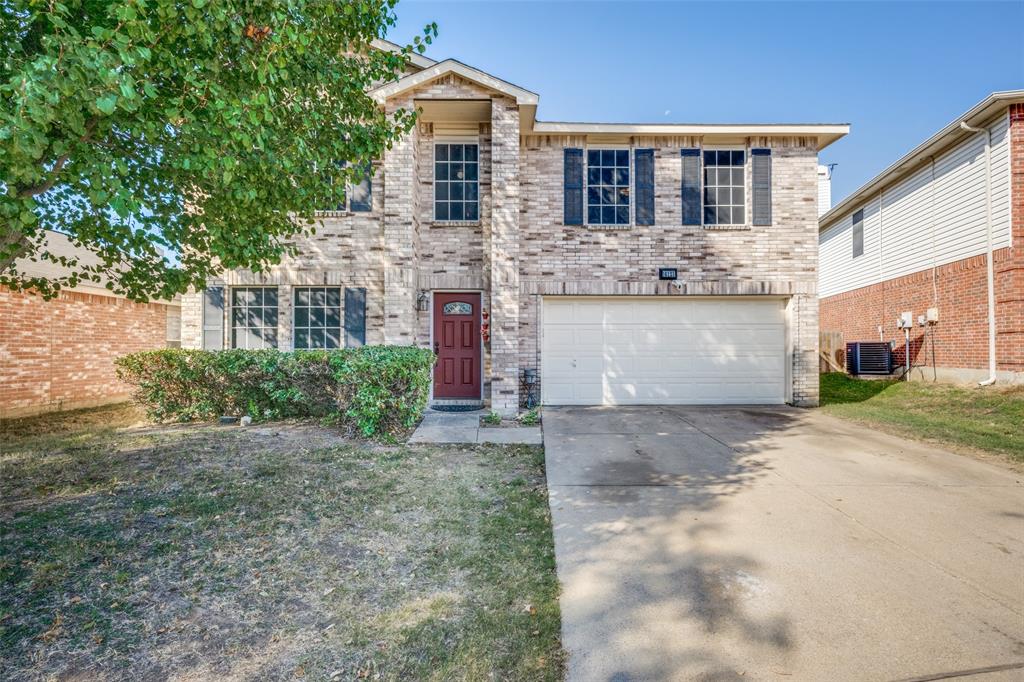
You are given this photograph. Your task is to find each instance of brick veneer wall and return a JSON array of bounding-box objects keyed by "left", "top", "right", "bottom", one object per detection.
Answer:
[
  {"left": 820, "top": 105, "right": 1023, "bottom": 378},
  {"left": 819, "top": 248, "right": 1017, "bottom": 372},
  {"left": 517, "top": 134, "right": 823, "bottom": 406},
  {"left": 181, "top": 74, "right": 825, "bottom": 408},
  {"left": 1006, "top": 103, "right": 1024, "bottom": 372},
  {"left": 179, "top": 163, "right": 387, "bottom": 350},
  {"left": 0, "top": 286, "right": 175, "bottom": 418}
]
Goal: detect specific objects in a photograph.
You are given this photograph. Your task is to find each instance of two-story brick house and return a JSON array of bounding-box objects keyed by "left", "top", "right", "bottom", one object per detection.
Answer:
[{"left": 181, "top": 44, "right": 848, "bottom": 414}]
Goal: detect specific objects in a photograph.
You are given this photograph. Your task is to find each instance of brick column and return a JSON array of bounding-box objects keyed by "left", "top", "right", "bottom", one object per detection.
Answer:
[
  {"left": 489, "top": 97, "right": 521, "bottom": 414},
  {"left": 1001, "top": 103, "right": 1024, "bottom": 373},
  {"left": 180, "top": 290, "right": 203, "bottom": 349},
  {"left": 790, "top": 293, "right": 820, "bottom": 406},
  {"left": 382, "top": 105, "right": 418, "bottom": 345}
]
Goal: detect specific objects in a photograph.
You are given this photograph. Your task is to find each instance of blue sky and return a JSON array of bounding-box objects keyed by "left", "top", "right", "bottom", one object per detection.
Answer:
[{"left": 391, "top": 1, "right": 1024, "bottom": 204}]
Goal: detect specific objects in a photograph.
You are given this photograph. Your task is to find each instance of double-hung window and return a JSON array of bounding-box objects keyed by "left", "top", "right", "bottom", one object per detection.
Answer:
[
  {"left": 434, "top": 142, "right": 479, "bottom": 221},
  {"left": 320, "top": 161, "right": 372, "bottom": 212},
  {"left": 587, "top": 149, "right": 630, "bottom": 225},
  {"left": 703, "top": 150, "right": 746, "bottom": 226},
  {"left": 293, "top": 287, "right": 342, "bottom": 349},
  {"left": 852, "top": 209, "right": 864, "bottom": 258},
  {"left": 231, "top": 287, "right": 278, "bottom": 349}
]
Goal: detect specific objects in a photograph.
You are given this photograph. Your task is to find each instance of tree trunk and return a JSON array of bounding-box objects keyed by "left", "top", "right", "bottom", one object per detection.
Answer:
[{"left": 0, "top": 229, "right": 32, "bottom": 275}]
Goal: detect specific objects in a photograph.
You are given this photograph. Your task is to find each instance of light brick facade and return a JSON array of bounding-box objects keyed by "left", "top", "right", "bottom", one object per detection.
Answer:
[
  {"left": 1, "top": 286, "right": 179, "bottom": 418},
  {"left": 182, "top": 61, "right": 838, "bottom": 411}
]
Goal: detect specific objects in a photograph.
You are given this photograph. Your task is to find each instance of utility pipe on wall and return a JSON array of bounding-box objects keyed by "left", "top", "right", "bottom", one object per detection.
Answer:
[{"left": 959, "top": 121, "right": 997, "bottom": 386}]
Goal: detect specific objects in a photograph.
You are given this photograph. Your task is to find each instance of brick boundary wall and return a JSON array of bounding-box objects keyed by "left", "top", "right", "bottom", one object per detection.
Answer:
[{"left": 0, "top": 286, "right": 175, "bottom": 418}]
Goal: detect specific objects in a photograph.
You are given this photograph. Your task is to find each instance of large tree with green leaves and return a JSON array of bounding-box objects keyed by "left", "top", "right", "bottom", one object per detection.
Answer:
[{"left": 1, "top": 0, "right": 435, "bottom": 300}]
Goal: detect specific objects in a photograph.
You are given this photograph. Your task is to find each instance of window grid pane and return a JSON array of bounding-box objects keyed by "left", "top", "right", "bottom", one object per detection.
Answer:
[
  {"left": 586, "top": 149, "right": 630, "bottom": 225},
  {"left": 230, "top": 287, "right": 279, "bottom": 349},
  {"left": 293, "top": 287, "right": 343, "bottom": 349},
  {"left": 703, "top": 150, "right": 746, "bottom": 226},
  {"left": 434, "top": 143, "right": 480, "bottom": 222}
]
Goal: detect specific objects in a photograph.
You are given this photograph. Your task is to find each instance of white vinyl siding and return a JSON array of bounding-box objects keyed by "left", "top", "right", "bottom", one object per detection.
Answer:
[{"left": 819, "top": 111, "right": 1011, "bottom": 299}]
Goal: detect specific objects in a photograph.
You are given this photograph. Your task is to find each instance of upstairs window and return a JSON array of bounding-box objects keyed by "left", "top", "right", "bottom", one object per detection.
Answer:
[
  {"left": 852, "top": 209, "right": 864, "bottom": 258},
  {"left": 587, "top": 149, "right": 630, "bottom": 225},
  {"left": 435, "top": 143, "right": 479, "bottom": 221},
  {"left": 319, "top": 161, "right": 372, "bottom": 212},
  {"left": 703, "top": 150, "right": 746, "bottom": 226},
  {"left": 231, "top": 287, "right": 278, "bottom": 349}
]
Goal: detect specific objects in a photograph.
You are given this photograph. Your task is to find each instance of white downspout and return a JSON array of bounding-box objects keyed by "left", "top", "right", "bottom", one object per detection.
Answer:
[{"left": 960, "top": 121, "right": 997, "bottom": 386}]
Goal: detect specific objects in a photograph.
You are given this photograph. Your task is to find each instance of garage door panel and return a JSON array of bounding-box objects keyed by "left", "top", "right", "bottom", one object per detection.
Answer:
[{"left": 542, "top": 297, "right": 786, "bottom": 406}]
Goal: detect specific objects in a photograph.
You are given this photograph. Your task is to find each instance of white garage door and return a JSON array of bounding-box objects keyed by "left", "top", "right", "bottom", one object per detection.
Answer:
[{"left": 542, "top": 297, "right": 787, "bottom": 405}]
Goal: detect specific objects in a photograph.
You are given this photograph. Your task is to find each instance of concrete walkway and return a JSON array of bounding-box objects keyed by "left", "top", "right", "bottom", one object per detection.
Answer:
[
  {"left": 544, "top": 405, "right": 1024, "bottom": 682},
  {"left": 408, "top": 408, "right": 542, "bottom": 445}
]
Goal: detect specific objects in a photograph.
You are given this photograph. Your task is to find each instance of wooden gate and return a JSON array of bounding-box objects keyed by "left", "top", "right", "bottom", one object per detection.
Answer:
[{"left": 820, "top": 331, "right": 845, "bottom": 373}]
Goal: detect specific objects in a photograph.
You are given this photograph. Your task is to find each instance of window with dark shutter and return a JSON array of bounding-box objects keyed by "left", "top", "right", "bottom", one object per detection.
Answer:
[
  {"left": 680, "top": 149, "right": 701, "bottom": 226},
  {"left": 564, "top": 148, "right": 584, "bottom": 225},
  {"left": 634, "top": 149, "right": 655, "bottom": 226},
  {"left": 293, "top": 287, "right": 342, "bottom": 349},
  {"left": 751, "top": 149, "right": 772, "bottom": 226},
  {"left": 231, "top": 287, "right": 278, "bottom": 349},
  {"left": 349, "top": 164, "right": 372, "bottom": 212},
  {"left": 344, "top": 287, "right": 366, "bottom": 347},
  {"left": 852, "top": 209, "right": 864, "bottom": 258},
  {"left": 703, "top": 150, "right": 745, "bottom": 226},
  {"left": 202, "top": 287, "right": 224, "bottom": 350}
]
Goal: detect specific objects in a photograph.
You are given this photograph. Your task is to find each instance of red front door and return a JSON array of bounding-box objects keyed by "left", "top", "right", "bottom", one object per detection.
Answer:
[{"left": 433, "top": 293, "right": 482, "bottom": 399}]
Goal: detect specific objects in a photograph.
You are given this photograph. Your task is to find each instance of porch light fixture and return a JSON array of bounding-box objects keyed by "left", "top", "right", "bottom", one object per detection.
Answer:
[{"left": 416, "top": 290, "right": 430, "bottom": 312}]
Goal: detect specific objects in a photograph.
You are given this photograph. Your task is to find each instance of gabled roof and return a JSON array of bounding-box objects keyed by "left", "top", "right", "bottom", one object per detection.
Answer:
[
  {"left": 369, "top": 59, "right": 540, "bottom": 106},
  {"left": 370, "top": 38, "right": 436, "bottom": 71},
  {"left": 820, "top": 90, "right": 1024, "bottom": 231},
  {"left": 367, "top": 49, "right": 847, "bottom": 150}
]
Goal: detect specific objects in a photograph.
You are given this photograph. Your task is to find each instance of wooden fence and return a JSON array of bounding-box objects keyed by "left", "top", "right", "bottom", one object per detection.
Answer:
[{"left": 819, "top": 331, "right": 845, "bottom": 373}]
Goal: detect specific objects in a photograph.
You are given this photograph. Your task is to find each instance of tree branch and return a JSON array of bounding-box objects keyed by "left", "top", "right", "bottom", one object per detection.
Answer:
[{"left": 14, "top": 117, "right": 98, "bottom": 199}]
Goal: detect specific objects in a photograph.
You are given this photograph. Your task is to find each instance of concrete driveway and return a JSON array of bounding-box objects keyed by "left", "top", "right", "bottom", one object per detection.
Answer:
[{"left": 544, "top": 406, "right": 1024, "bottom": 681}]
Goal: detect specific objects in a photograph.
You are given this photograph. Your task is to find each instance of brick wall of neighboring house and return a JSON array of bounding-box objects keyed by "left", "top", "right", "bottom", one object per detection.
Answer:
[
  {"left": 1006, "top": 103, "right": 1024, "bottom": 372},
  {"left": 820, "top": 105, "right": 1023, "bottom": 378},
  {"left": 0, "top": 286, "right": 178, "bottom": 418},
  {"left": 819, "top": 248, "right": 1015, "bottom": 372}
]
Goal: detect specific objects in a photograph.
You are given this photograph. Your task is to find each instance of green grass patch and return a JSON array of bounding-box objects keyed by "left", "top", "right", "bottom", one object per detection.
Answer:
[
  {"left": 0, "top": 408, "right": 564, "bottom": 680},
  {"left": 820, "top": 373, "right": 1024, "bottom": 461}
]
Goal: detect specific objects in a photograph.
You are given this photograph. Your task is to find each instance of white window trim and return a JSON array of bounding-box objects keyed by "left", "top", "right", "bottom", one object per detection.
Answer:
[
  {"left": 229, "top": 286, "right": 280, "bottom": 350},
  {"left": 701, "top": 144, "right": 751, "bottom": 230},
  {"left": 585, "top": 145, "right": 634, "bottom": 229},
  {"left": 291, "top": 286, "right": 344, "bottom": 350},
  {"left": 432, "top": 138, "right": 481, "bottom": 225}
]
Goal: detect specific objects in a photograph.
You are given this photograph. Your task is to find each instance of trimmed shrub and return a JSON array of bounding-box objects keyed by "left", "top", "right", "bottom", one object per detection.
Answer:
[{"left": 115, "top": 347, "right": 434, "bottom": 437}]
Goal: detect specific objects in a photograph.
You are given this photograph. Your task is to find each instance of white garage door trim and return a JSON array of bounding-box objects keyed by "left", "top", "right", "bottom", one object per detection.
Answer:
[{"left": 541, "top": 296, "right": 790, "bottom": 406}]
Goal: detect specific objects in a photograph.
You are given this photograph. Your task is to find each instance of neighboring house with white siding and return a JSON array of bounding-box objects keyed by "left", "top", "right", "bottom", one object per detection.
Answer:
[
  {"left": 180, "top": 43, "right": 849, "bottom": 413},
  {"left": 819, "top": 91, "right": 1024, "bottom": 383}
]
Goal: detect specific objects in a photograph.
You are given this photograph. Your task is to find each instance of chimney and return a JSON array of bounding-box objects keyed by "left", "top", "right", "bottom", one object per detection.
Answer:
[{"left": 817, "top": 165, "right": 832, "bottom": 217}]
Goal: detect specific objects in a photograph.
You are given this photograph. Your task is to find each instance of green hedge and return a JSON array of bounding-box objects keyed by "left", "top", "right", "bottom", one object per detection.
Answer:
[{"left": 115, "top": 347, "right": 434, "bottom": 437}]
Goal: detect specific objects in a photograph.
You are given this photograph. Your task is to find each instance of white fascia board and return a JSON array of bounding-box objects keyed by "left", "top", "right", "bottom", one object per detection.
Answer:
[
  {"left": 820, "top": 90, "right": 1024, "bottom": 231},
  {"left": 370, "top": 38, "right": 436, "bottom": 70},
  {"left": 370, "top": 59, "right": 540, "bottom": 105}
]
